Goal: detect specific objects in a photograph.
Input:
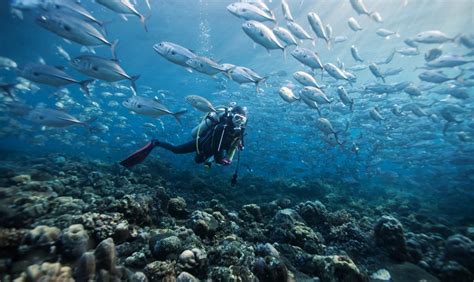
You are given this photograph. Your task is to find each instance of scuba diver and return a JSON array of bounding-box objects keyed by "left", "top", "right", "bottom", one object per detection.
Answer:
[{"left": 120, "top": 104, "right": 248, "bottom": 170}]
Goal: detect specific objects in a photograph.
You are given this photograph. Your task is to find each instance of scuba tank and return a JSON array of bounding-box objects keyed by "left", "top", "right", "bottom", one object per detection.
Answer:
[{"left": 191, "top": 106, "right": 232, "bottom": 138}]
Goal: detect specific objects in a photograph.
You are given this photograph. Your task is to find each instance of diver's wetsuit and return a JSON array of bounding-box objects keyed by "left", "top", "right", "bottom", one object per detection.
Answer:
[{"left": 155, "top": 117, "right": 244, "bottom": 164}]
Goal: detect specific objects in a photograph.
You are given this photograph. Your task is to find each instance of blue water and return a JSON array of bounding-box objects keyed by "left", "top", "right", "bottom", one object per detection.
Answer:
[{"left": 0, "top": 0, "right": 473, "bottom": 192}]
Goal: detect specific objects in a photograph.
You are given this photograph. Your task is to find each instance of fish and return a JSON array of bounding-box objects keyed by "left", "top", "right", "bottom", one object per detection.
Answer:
[
  {"left": 96, "top": 0, "right": 148, "bottom": 31},
  {"left": 26, "top": 107, "right": 97, "bottom": 129},
  {"left": 226, "top": 66, "right": 267, "bottom": 92},
  {"left": 56, "top": 45, "right": 71, "bottom": 61},
  {"left": 440, "top": 107, "right": 462, "bottom": 134},
  {"left": 334, "top": 36, "right": 348, "bottom": 44},
  {"left": 41, "top": 0, "right": 104, "bottom": 28},
  {"left": 70, "top": 55, "right": 139, "bottom": 92},
  {"left": 308, "top": 12, "right": 330, "bottom": 48},
  {"left": 153, "top": 42, "right": 197, "bottom": 70},
  {"left": 0, "top": 56, "right": 18, "bottom": 70},
  {"left": 337, "top": 86, "right": 354, "bottom": 111},
  {"left": 36, "top": 11, "right": 117, "bottom": 57},
  {"left": 376, "top": 49, "right": 397, "bottom": 65},
  {"left": 0, "top": 84, "right": 18, "bottom": 99},
  {"left": 324, "top": 63, "right": 351, "bottom": 82},
  {"left": 369, "top": 63, "right": 386, "bottom": 83},
  {"left": 18, "top": 63, "right": 93, "bottom": 96},
  {"left": 300, "top": 87, "right": 332, "bottom": 104},
  {"left": 293, "top": 71, "right": 320, "bottom": 88},
  {"left": 286, "top": 20, "right": 313, "bottom": 42},
  {"left": 227, "top": 2, "right": 275, "bottom": 22},
  {"left": 299, "top": 93, "right": 321, "bottom": 116},
  {"left": 403, "top": 85, "right": 422, "bottom": 97},
  {"left": 185, "top": 95, "right": 216, "bottom": 112},
  {"left": 350, "top": 45, "right": 364, "bottom": 62},
  {"left": 414, "top": 30, "right": 457, "bottom": 44},
  {"left": 122, "top": 95, "right": 187, "bottom": 125},
  {"left": 457, "top": 34, "right": 474, "bottom": 49},
  {"left": 370, "top": 107, "right": 384, "bottom": 121},
  {"left": 404, "top": 38, "right": 419, "bottom": 48},
  {"left": 186, "top": 56, "right": 227, "bottom": 76},
  {"left": 242, "top": 21, "right": 284, "bottom": 52},
  {"left": 425, "top": 55, "right": 474, "bottom": 68},
  {"left": 376, "top": 28, "right": 399, "bottom": 38},
  {"left": 278, "top": 87, "right": 299, "bottom": 103},
  {"left": 349, "top": 0, "right": 372, "bottom": 16},
  {"left": 383, "top": 67, "right": 404, "bottom": 77},
  {"left": 424, "top": 48, "right": 443, "bottom": 62},
  {"left": 396, "top": 47, "right": 420, "bottom": 56},
  {"left": 273, "top": 27, "right": 298, "bottom": 47},
  {"left": 348, "top": 17, "right": 363, "bottom": 32},
  {"left": 281, "top": 0, "right": 294, "bottom": 22},
  {"left": 291, "top": 47, "right": 323, "bottom": 73},
  {"left": 370, "top": 12, "right": 383, "bottom": 23},
  {"left": 418, "top": 70, "right": 463, "bottom": 84}
]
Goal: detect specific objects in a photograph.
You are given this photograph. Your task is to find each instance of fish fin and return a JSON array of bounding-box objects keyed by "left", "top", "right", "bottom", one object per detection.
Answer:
[
  {"left": 111, "top": 40, "right": 119, "bottom": 61},
  {"left": 172, "top": 109, "right": 188, "bottom": 125},
  {"left": 185, "top": 67, "right": 193, "bottom": 73},
  {"left": 79, "top": 79, "right": 94, "bottom": 97},
  {"left": 146, "top": 0, "right": 151, "bottom": 10},
  {"left": 255, "top": 77, "right": 268, "bottom": 93},
  {"left": 54, "top": 65, "right": 66, "bottom": 71},
  {"left": 130, "top": 75, "right": 140, "bottom": 92},
  {"left": 98, "top": 19, "right": 114, "bottom": 36},
  {"left": 121, "top": 14, "right": 129, "bottom": 21},
  {"left": 82, "top": 116, "right": 98, "bottom": 132}
]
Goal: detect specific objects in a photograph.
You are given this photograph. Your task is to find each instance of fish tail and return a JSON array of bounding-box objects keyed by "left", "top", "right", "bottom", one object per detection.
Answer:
[
  {"left": 255, "top": 76, "right": 268, "bottom": 93},
  {"left": 350, "top": 100, "right": 354, "bottom": 112},
  {"left": 79, "top": 79, "right": 94, "bottom": 97},
  {"left": 82, "top": 116, "right": 98, "bottom": 132},
  {"left": 130, "top": 75, "right": 140, "bottom": 93},
  {"left": 111, "top": 39, "right": 119, "bottom": 61},
  {"left": 140, "top": 14, "right": 151, "bottom": 32},
  {"left": 326, "top": 38, "right": 331, "bottom": 50},
  {"left": 172, "top": 109, "right": 188, "bottom": 126},
  {"left": 0, "top": 83, "right": 17, "bottom": 99},
  {"left": 146, "top": 0, "right": 152, "bottom": 10}
]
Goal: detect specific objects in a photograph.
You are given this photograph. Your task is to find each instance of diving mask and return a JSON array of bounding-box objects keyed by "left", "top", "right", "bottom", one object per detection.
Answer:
[{"left": 232, "top": 113, "right": 247, "bottom": 129}]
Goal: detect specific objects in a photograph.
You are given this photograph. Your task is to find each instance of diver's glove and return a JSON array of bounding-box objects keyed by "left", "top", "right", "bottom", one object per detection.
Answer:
[{"left": 219, "top": 158, "right": 232, "bottom": 166}]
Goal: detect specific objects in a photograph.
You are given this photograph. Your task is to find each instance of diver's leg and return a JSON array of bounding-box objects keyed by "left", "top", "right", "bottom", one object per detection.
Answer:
[{"left": 156, "top": 140, "right": 197, "bottom": 154}]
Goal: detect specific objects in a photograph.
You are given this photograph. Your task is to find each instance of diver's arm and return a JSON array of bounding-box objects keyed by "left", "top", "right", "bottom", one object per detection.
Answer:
[{"left": 226, "top": 141, "right": 239, "bottom": 161}]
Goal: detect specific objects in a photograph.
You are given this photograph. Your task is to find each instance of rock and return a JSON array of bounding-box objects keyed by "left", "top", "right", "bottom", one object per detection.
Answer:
[
  {"left": 295, "top": 201, "right": 327, "bottom": 226},
  {"left": 14, "top": 262, "right": 74, "bottom": 282},
  {"left": 208, "top": 239, "right": 255, "bottom": 268},
  {"left": 113, "top": 222, "right": 130, "bottom": 243},
  {"left": 374, "top": 215, "right": 408, "bottom": 261},
  {"left": 168, "top": 197, "right": 188, "bottom": 218},
  {"left": 125, "top": 251, "right": 148, "bottom": 268},
  {"left": 239, "top": 204, "right": 263, "bottom": 222},
  {"left": 370, "top": 269, "right": 391, "bottom": 282},
  {"left": 268, "top": 209, "right": 324, "bottom": 254},
  {"left": 54, "top": 156, "right": 66, "bottom": 165},
  {"left": 438, "top": 260, "right": 472, "bottom": 282},
  {"left": 387, "top": 262, "right": 439, "bottom": 282},
  {"left": 11, "top": 174, "right": 31, "bottom": 184},
  {"left": 130, "top": 271, "right": 149, "bottom": 282},
  {"left": 252, "top": 256, "right": 288, "bottom": 282},
  {"left": 60, "top": 224, "right": 90, "bottom": 260},
  {"left": 74, "top": 252, "right": 96, "bottom": 281},
  {"left": 176, "top": 271, "right": 199, "bottom": 282},
  {"left": 0, "top": 228, "right": 27, "bottom": 249},
  {"left": 94, "top": 238, "right": 116, "bottom": 273},
  {"left": 466, "top": 227, "right": 474, "bottom": 240},
  {"left": 177, "top": 248, "right": 207, "bottom": 278},
  {"left": 22, "top": 225, "right": 60, "bottom": 248},
  {"left": 152, "top": 235, "right": 183, "bottom": 260},
  {"left": 144, "top": 261, "right": 176, "bottom": 281},
  {"left": 208, "top": 266, "right": 256, "bottom": 281},
  {"left": 443, "top": 234, "right": 474, "bottom": 272},
  {"left": 188, "top": 211, "right": 218, "bottom": 238},
  {"left": 301, "top": 255, "right": 366, "bottom": 282},
  {"left": 255, "top": 243, "right": 280, "bottom": 258}
]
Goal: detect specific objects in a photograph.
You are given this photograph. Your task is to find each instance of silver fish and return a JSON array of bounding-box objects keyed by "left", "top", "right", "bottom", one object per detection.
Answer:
[
  {"left": 18, "top": 63, "right": 93, "bottom": 96},
  {"left": 337, "top": 86, "right": 354, "bottom": 111},
  {"left": 351, "top": 45, "right": 364, "bottom": 62},
  {"left": 153, "top": 42, "right": 197, "bottom": 70},
  {"left": 286, "top": 20, "right": 313, "bottom": 41},
  {"left": 369, "top": 63, "right": 386, "bottom": 83},
  {"left": 185, "top": 95, "right": 216, "bottom": 112},
  {"left": 349, "top": 0, "right": 371, "bottom": 16},
  {"left": 278, "top": 87, "right": 299, "bottom": 103},
  {"left": 122, "top": 95, "right": 187, "bottom": 124},
  {"left": 186, "top": 56, "right": 226, "bottom": 76},
  {"left": 227, "top": 2, "right": 275, "bottom": 22},
  {"left": 291, "top": 47, "right": 323, "bottom": 72},
  {"left": 348, "top": 17, "right": 362, "bottom": 32},
  {"left": 370, "top": 107, "right": 384, "bottom": 121},
  {"left": 414, "top": 30, "right": 456, "bottom": 44},
  {"left": 376, "top": 28, "right": 399, "bottom": 38},
  {"left": 293, "top": 71, "right": 320, "bottom": 88},
  {"left": 308, "top": 12, "right": 329, "bottom": 48},
  {"left": 242, "top": 21, "right": 284, "bottom": 52},
  {"left": 281, "top": 0, "right": 294, "bottom": 22},
  {"left": 273, "top": 27, "right": 298, "bottom": 47},
  {"left": 324, "top": 63, "right": 350, "bottom": 82},
  {"left": 96, "top": 0, "right": 148, "bottom": 31},
  {"left": 27, "top": 107, "right": 96, "bottom": 129},
  {"left": 70, "top": 55, "right": 139, "bottom": 92},
  {"left": 300, "top": 86, "right": 332, "bottom": 104}
]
